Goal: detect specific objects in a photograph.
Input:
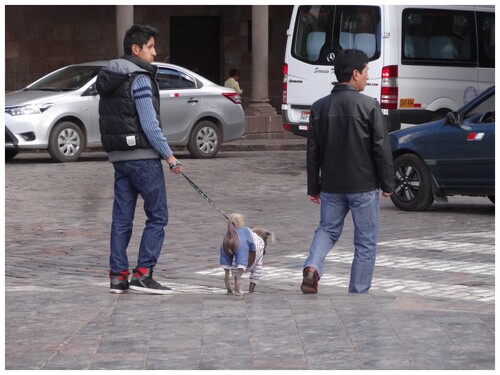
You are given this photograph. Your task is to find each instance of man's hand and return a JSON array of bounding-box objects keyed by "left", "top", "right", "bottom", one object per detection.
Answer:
[
  {"left": 308, "top": 194, "right": 321, "bottom": 204},
  {"left": 166, "top": 156, "right": 182, "bottom": 174},
  {"left": 382, "top": 191, "right": 392, "bottom": 198}
]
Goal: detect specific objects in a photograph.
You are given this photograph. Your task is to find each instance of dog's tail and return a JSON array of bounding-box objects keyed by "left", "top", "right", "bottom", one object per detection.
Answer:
[{"left": 252, "top": 227, "right": 276, "bottom": 243}]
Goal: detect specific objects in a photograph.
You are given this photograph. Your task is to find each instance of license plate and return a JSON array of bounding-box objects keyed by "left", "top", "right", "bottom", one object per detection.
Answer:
[
  {"left": 300, "top": 111, "right": 310, "bottom": 122},
  {"left": 399, "top": 98, "right": 415, "bottom": 108}
]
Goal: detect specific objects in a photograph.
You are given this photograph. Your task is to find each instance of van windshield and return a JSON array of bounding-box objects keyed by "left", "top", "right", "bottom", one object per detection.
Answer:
[{"left": 292, "top": 5, "right": 381, "bottom": 65}]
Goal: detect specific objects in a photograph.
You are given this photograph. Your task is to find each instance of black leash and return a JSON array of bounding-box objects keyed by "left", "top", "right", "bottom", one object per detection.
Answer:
[{"left": 181, "top": 172, "right": 229, "bottom": 220}]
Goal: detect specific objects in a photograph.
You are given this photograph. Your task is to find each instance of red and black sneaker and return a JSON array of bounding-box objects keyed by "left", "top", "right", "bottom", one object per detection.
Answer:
[
  {"left": 129, "top": 267, "right": 172, "bottom": 295},
  {"left": 301, "top": 267, "right": 319, "bottom": 294},
  {"left": 109, "top": 270, "right": 130, "bottom": 294}
]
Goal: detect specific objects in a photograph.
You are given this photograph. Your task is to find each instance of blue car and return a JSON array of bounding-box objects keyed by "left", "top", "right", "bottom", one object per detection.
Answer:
[{"left": 390, "top": 86, "right": 495, "bottom": 211}]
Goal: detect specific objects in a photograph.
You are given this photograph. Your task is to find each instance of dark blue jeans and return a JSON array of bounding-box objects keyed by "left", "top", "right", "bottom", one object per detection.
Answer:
[{"left": 110, "top": 159, "right": 168, "bottom": 272}]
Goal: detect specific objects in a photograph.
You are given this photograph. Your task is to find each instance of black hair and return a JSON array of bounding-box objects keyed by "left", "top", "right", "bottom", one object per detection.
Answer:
[
  {"left": 123, "top": 24, "right": 159, "bottom": 55},
  {"left": 229, "top": 69, "right": 240, "bottom": 77},
  {"left": 334, "top": 49, "right": 369, "bottom": 83}
]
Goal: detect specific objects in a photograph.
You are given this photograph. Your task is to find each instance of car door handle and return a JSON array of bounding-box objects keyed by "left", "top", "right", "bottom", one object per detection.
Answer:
[{"left": 187, "top": 98, "right": 199, "bottom": 104}]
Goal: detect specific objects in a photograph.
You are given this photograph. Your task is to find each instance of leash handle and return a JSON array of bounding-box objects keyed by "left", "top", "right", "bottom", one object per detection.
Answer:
[{"left": 181, "top": 172, "right": 229, "bottom": 221}]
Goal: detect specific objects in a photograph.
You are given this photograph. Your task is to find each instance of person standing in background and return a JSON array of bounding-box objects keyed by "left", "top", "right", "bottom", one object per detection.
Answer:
[{"left": 224, "top": 69, "right": 243, "bottom": 95}]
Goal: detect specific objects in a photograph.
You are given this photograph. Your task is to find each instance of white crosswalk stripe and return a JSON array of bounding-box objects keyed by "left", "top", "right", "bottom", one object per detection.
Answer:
[
  {"left": 287, "top": 252, "right": 494, "bottom": 275},
  {"left": 195, "top": 266, "right": 494, "bottom": 303},
  {"left": 196, "top": 232, "right": 494, "bottom": 303},
  {"left": 378, "top": 238, "right": 493, "bottom": 255}
]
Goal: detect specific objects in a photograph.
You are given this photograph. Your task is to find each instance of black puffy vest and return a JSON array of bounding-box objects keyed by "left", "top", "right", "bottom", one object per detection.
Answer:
[{"left": 97, "top": 55, "right": 162, "bottom": 152}]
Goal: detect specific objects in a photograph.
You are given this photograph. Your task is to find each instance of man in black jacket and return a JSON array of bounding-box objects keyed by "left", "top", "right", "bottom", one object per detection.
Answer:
[{"left": 301, "top": 49, "right": 394, "bottom": 294}]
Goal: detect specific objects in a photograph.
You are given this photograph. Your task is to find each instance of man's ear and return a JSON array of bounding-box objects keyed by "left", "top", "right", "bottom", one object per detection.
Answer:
[
  {"left": 352, "top": 69, "right": 362, "bottom": 83},
  {"left": 131, "top": 44, "right": 141, "bottom": 56}
]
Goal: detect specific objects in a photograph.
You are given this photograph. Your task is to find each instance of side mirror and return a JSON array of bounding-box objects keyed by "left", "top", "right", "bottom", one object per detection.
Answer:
[
  {"left": 83, "top": 84, "right": 98, "bottom": 96},
  {"left": 446, "top": 111, "right": 460, "bottom": 125}
]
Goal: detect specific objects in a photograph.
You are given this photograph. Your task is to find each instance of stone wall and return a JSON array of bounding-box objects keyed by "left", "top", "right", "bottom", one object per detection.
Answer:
[
  {"left": 244, "top": 115, "right": 300, "bottom": 140},
  {"left": 5, "top": 5, "right": 293, "bottom": 115}
]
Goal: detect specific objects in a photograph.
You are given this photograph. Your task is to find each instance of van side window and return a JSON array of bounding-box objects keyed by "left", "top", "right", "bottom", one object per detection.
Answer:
[
  {"left": 477, "top": 12, "right": 495, "bottom": 68},
  {"left": 402, "top": 9, "right": 477, "bottom": 66}
]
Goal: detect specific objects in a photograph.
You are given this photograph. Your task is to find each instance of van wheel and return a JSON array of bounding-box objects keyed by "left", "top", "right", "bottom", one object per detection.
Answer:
[
  {"left": 6, "top": 149, "right": 19, "bottom": 161},
  {"left": 187, "top": 120, "right": 221, "bottom": 159},
  {"left": 391, "top": 154, "right": 434, "bottom": 211},
  {"left": 48, "top": 121, "right": 84, "bottom": 162}
]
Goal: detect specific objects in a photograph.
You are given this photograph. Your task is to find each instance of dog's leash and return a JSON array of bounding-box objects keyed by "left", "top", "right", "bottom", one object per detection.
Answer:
[{"left": 181, "top": 172, "right": 229, "bottom": 221}]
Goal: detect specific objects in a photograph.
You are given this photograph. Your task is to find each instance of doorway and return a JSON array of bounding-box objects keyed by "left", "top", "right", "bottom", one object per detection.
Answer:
[{"left": 170, "top": 16, "right": 221, "bottom": 84}]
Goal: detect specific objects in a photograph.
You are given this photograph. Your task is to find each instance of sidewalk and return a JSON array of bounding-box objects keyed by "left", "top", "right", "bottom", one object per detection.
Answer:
[{"left": 5, "top": 145, "right": 494, "bottom": 370}]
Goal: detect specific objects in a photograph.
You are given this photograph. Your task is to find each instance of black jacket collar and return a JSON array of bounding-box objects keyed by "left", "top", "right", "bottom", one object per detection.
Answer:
[{"left": 331, "top": 83, "right": 358, "bottom": 93}]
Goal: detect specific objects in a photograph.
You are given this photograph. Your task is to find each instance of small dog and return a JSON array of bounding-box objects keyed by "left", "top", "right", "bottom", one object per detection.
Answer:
[{"left": 220, "top": 213, "right": 275, "bottom": 295}]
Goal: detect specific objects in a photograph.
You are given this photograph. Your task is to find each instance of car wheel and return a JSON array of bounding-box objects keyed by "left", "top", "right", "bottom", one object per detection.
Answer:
[
  {"left": 48, "top": 121, "right": 84, "bottom": 162},
  {"left": 391, "top": 154, "right": 434, "bottom": 211},
  {"left": 6, "top": 149, "right": 19, "bottom": 161},
  {"left": 487, "top": 195, "right": 495, "bottom": 204},
  {"left": 187, "top": 120, "right": 221, "bottom": 159}
]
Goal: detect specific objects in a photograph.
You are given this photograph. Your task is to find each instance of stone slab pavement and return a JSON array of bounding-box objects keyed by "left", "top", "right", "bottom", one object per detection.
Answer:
[{"left": 4, "top": 145, "right": 495, "bottom": 371}]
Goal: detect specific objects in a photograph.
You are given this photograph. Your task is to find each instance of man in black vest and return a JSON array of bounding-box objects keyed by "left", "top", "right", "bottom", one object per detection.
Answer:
[{"left": 97, "top": 24, "right": 182, "bottom": 295}]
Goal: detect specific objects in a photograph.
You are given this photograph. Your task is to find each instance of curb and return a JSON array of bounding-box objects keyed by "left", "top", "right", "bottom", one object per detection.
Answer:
[{"left": 219, "top": 141, "right": 307, "bottom": 152}]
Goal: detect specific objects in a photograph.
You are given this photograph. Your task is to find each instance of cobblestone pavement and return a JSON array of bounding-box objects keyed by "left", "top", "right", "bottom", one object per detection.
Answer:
[{"left": 4, "top": 148, "right": 495, "bottom": 370}]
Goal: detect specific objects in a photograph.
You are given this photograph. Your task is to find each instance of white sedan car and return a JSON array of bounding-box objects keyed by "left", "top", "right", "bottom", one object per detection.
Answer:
[{"left": 5, "top": 61, "right": 245, "bottom": 162}]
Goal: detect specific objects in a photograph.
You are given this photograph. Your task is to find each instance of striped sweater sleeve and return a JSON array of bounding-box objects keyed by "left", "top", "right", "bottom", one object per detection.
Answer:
[
  {"left": 132, "top": 75, "right": 173, "bottom": 159},
  {"left": 249, "top": 255, "right": 263, "bottom": 284}
]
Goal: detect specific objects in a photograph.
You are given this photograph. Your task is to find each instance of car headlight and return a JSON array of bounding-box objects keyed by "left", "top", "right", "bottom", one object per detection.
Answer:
[{"left": 5, "top": 103, "right": 54, "bottom": 116}]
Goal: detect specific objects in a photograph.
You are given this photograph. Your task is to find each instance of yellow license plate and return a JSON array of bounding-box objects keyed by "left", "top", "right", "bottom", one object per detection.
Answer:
[{"left": 400, "top": 98, "right": 415, "bottom": 108}]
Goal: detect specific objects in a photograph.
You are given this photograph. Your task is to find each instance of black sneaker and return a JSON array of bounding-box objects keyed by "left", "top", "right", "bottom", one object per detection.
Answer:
[
  {"left": 129, "top": 268, "right": 173, "bottom": 295},
  {"left": 109, "top": 270, "right": 129, "bottom": 294}
]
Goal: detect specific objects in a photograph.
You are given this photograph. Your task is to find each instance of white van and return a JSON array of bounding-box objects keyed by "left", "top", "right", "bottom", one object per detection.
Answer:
[{"left": 282, "top": 5, "right": 495, "bottom": 135}]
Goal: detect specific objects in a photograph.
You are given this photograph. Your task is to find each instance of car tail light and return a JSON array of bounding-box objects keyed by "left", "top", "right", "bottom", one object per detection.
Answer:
[
  {"left": 282, "top": 63, "right": 288, "bottom": 106},
  {"left": 381, "top": 65, "right": 398, "bottom": 110},
  {"left": 282, "top": 64, "right": 292, "bottom": 132},
  {"left": 222, "top": 92, "right": 242, "bottom": 104}
]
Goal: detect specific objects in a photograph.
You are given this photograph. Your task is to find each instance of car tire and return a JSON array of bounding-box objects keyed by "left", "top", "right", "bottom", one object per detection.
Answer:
[
  {"left": 187, "top": 120, "right": 221, "bottom": 159},
  {"left": 48, "top": 121, "right": 84, "bottom": 162},
  {"left": 391, "top": 154, "right": 434, "bottom": 211},
  {"left": 6, "top": 149, "right": 19, "bottom": 161}
]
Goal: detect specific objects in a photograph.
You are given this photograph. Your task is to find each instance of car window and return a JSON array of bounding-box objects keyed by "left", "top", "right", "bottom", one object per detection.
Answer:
[
  {"left": 157, "top": 68, "right": 197, "bottom": 90},
  {"left": 26, "top": 66, "right": 100, "bottom": 91},
  {"left": 467, "top": 93, "right": 495, "bottom": 117},
  {"left": 463, "top": 93, "right": 495, "bottom": 124}
]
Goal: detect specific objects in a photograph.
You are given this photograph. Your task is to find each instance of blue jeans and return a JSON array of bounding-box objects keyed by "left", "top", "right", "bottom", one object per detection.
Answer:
[
  {"left": 110, "top": 159, "right": 168, "bottom": 272},
  {"left": 304, "top": 190, "right": 380, "bottom": 293}
]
